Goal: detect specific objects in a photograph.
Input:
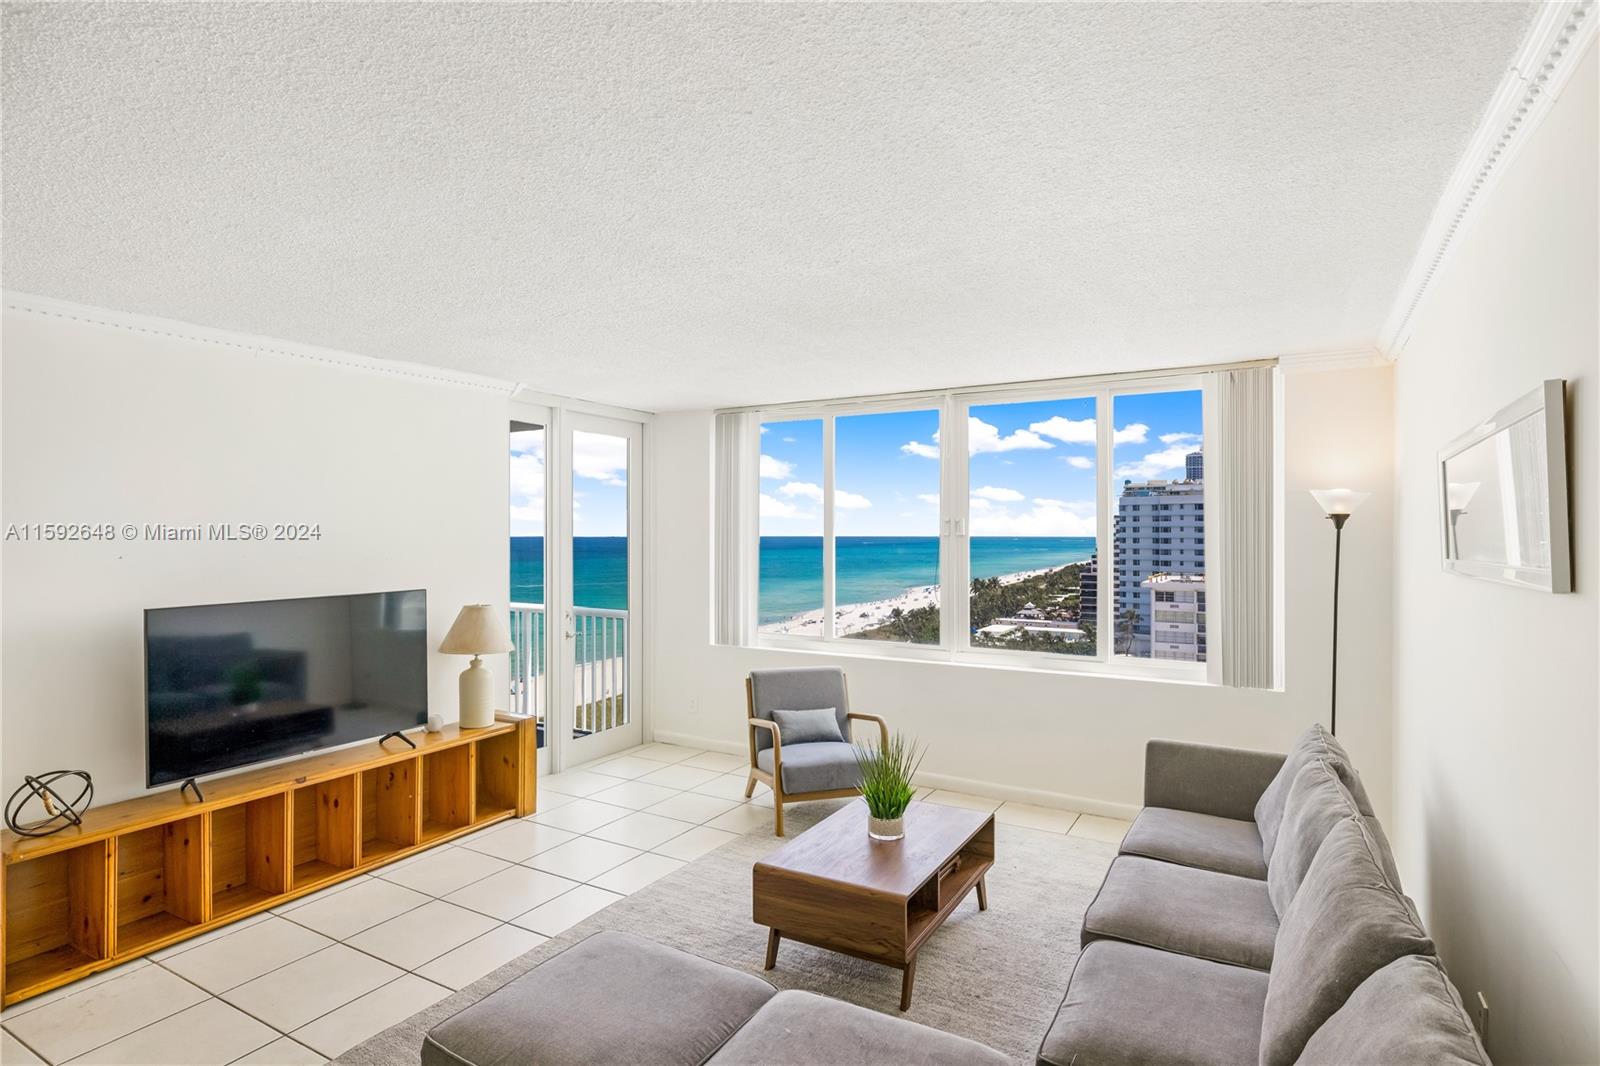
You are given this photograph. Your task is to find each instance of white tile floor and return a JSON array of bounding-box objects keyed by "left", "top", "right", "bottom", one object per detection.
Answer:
[{"left": 0, "top": 741, "right": 1131, "bottom": 1065}]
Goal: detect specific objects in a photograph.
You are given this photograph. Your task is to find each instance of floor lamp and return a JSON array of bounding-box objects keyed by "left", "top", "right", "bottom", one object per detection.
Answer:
[{"left": 1310, "top": 489, "right": 1368, "bottom": 736}]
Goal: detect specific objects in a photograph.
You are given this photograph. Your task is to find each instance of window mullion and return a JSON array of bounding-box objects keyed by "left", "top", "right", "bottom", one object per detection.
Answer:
[
  {"left": 945, "top": 395, "right": 969, "bottom": 655},
  {"left": 1096, "top": 390, "right": 1113, "bottom": 662},
  {"left": 822, "top": 414, "right": 836, "bottom": 641}
]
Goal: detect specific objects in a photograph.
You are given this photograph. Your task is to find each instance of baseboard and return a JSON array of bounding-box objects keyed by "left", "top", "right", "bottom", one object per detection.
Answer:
[{"left": 649, "top": 728, "right": 1142, "bottom": 821}]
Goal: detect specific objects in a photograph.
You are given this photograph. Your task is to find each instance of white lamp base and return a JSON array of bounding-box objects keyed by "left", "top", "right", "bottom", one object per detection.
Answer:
[{"left": 458, "top": 656, "right": 495, "bottom": 729}]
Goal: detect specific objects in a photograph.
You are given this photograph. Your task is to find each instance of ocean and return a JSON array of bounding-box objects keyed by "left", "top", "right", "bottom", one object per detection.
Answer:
[{"left": 511, "top": 535, "right": 1095, "bottom": 624}]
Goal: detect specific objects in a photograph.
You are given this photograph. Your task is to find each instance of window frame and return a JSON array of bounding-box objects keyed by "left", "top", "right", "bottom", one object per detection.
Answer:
[{"left": 751, "top": 372, "right": 1215, "bottom": 683}]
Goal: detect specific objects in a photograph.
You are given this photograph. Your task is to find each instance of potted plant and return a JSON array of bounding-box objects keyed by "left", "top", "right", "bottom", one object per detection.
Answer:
[{"left": 855, "top": 733, "right": 924, "bottom": 842}]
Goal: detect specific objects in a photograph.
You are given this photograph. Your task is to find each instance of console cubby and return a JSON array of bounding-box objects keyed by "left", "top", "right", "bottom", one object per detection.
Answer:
[
  {"left": 421, "top": 746, "right": 475, "bottom": 842},
  {"left": 291, "top": 778, "right": 357, "bottom": 889},
  {"left": 211, "top": 794, "right": 289, "bottom": 918},
  {"left": 475, "top": 731, "right": 521, "bottom": 822},
  {"left": 3, "top": 840, "right": 111, "bottom": 998},
  {"left": 360, "top": 758, "right": 420, "bottom": 866},
  {"left": 115, "top": 816, "right": 206, "bottom": 955}
]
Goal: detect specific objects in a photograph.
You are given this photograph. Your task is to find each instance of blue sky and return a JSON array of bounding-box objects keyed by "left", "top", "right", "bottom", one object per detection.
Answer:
[
  {"left": 759, "top": 389, "right": 1202, "bottom": 536},
  {"left": 510, "top": 427, "right": 631, "bottom": 537}
]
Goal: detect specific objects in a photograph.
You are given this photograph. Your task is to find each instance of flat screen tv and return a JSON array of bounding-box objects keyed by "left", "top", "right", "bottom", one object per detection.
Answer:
[{"left": 145, "top": 589, "right": 429, "bottom": 788}]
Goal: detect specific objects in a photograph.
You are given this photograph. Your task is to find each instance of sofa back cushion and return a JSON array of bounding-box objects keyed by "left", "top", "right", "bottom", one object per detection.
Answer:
[
  {"left": 1254, "top": 724, "right": 1373, "bottom": 862},
  {"left": 1297, "top": 955, "right": 1490, "bottom": 1065},
  {"left": 748, "top": 668, "right": 849, "bottom": 752},
  {"left": 1259, "top": 817, "right": 1434, "bottom": 1066},
  {"left": 1266, "top": 759, "right": 1357, "bottom": 917}
]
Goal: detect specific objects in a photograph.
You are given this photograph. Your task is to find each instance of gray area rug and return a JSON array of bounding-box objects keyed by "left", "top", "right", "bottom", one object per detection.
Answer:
[{"left": 338, "top": 800, "right": 1116, "bottom": 1065}]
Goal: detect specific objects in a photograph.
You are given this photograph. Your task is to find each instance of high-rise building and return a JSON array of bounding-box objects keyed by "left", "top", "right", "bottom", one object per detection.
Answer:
[
  {"left": 1112, "top": 476, "right": 1205, "bottom": 658},
  {"left": 1141, "top": 573, "right": 1207, "bottom": 661},
  {"left": 1186, "top": 450, "right": 1203, "bottom": 481},
  {"left": 1077, "top": 553, "right": 1098, "bottom": 628}
]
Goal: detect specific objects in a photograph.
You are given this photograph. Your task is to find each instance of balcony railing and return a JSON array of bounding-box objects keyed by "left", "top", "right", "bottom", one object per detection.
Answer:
[{"left": 510, "top": 603, "right": 629, "bottom": 738}]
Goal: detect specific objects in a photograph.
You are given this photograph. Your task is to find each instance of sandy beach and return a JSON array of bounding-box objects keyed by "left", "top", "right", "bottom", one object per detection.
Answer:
[{"left": 757, "top": 565, "right": 1067, "bottom": 637}]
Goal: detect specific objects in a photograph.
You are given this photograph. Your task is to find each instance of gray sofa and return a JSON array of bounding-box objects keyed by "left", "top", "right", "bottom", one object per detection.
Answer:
[
  {"left": 1039, "top": 725, "right": 1492, "bottom": 1066},
  {"left": 422, "top": 930, "right": 1010, "bottom": 1066}
]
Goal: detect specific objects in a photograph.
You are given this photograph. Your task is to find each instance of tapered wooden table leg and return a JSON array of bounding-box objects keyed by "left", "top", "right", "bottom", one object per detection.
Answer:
[
  {"left": 899, "top": 956, "right": 918, "bottom": 1011},
  {"left": 764, "top": 928, "right": 781, "bottom": 970},
  {"left": 976, "top": 875, "right": 988, "bottom": 911}
]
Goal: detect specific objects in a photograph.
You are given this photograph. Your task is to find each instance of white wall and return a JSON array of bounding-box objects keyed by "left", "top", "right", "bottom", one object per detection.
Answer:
[
  {"left": 1, "top": 303, "right": 510, "bottom": 804},
  {"left": 646, "top": 364, "right": 1395, "bottom": 817},
  {"left": 1390, "top": 42, "right": 1598, "bottom": 1066}
]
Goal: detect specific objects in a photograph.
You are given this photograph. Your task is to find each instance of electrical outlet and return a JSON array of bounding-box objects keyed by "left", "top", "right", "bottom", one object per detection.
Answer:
[
  {"left": 688, "top": 696, "right": 700, "bottom": 716},
  {"left": 1475, "top": 992, "right": 1490, "bottom": 1044}
]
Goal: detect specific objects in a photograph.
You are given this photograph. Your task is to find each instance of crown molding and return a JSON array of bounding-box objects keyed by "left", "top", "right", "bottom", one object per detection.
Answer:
[
  {"left": 1277, "top": 346, "right": 1390, "bottom": 374},
  {"left": 1379, "top": 1, "right": 1597, "bottom": 356},
  {"left": 1, "top": 290, "right": 520, "bottom": 395}
]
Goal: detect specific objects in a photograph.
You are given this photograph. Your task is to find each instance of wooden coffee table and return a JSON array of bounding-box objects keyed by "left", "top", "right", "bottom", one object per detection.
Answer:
[{"left": 752, "top": 799, "right": 995, "bottom": 1010}]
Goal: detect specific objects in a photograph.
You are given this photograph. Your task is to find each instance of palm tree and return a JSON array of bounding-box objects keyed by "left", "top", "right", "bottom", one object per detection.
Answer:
[{"left": 1117, "top": 606, "right": 1140, "bottom": 655}]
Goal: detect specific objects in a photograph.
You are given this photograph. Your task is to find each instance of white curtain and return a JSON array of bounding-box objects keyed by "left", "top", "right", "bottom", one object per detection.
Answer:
[
  {"left": 713, "top": 411, "right": 759, "bottom": 646},
  {"left": 1210, "top": 366, "right": 1277, "bottom": 688}
]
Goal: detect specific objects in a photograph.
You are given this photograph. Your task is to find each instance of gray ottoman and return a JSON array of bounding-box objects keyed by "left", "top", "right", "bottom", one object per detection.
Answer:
[
  {"left": 708, "top": 990, "right": 1012, "bottom": 1066},
  {"left": 422, "top": 931, "right": 776, "bottom": 1066}
]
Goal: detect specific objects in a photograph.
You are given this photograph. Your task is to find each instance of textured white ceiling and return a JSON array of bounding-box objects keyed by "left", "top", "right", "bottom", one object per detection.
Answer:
[{"left": 2, "top": 2, "right": 1533, "bottom": 410}]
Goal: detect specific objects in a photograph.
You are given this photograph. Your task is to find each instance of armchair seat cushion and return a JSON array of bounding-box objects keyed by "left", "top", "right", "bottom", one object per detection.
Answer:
[
  {"left": 1082, "top": 855, "right": 1278, "bottom": 970},
  {"left": 757, "top": 741, "right": 859, "bottom": 795},
  {"left": 709, "top": 990, "right": 1010, "bottom": 1065},
  {"left": 1038, "top": 940, "right": 1268, "bottom": 1066},
  {"left": 1120, "top": 807, "right": 1267, "bottom": 880}
]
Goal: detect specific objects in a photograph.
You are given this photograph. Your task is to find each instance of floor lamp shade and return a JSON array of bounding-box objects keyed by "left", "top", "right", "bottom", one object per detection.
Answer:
[{"left": 441, "top": 605, "right": 513, "bottom": 729}]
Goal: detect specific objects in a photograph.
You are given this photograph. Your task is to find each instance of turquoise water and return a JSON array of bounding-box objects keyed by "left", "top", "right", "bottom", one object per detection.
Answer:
[{"left": 511, "top": 536, "right": 1094, "bottom": 625}]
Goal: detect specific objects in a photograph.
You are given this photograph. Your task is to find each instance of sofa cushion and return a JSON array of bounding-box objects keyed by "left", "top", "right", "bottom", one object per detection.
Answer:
[
  {"left": 749, "top": 668, "right": 849, "bottom": 752},
  {"left": 1266, "top": 758, "right": 1358, "bottom": 916},
  {"left": 1038, "top": 939, "right": 1268, "bottom": 1066},
  {"left": 421, "top": 931, "right": 775, "bottom": 1066},
  {"left": 1120, "top": 807, "right": 1267, "bottom": 880},
  {"left": 1298, "top": 955, "right": 1490, "bottom": 1066},
  {"left": 769, "top": 707, "right": 846, "bottom": 745},
  {"left": 709, "top": 990, "right": 1009, "bottom": 1066},
  {"left": 1254, "top": 724, "right": 1374, "bottom": 863},
  {"left": 1081, "top": 855, "right": 1278, "bottom": 971},
  {"left": 1259, "top": 817, "right": 1434, "bottom": 1066},
  {"left": 757, "top": 741, "right": 859, "bottom": 794}
]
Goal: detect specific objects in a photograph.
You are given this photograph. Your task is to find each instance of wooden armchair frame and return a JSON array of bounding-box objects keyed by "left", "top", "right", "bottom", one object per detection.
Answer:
[{"left": 744, "top": 674, "right": 888, "bottom": 836}]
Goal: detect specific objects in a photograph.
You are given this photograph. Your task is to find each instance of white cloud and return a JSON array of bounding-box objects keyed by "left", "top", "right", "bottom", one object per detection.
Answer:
[
  {"left": 760, "top": 493, "right": 800, "bottom": 519},
  {"left": 972, "top": 485, "right": 1024, "bottom": 502},
  {"left": 968, "top": 416, "right": 1052, "bottom": 455},
  {"left": 783, "top": 436, "right": 797, "bottom": 444},
  {"left": 969, "top": 500, "right": 1097, "bottom": 537},
  {"left": 916, "top": 493, "right": 941, "bottom": 505},
  {"left": 1029, "top": 416, "right": 1095, "bottom": 445},
  {"left": 759, "top": 425, "right": 768, "bottom": 435},
  {"left": 1160, "top": 432, "right": 1201, "bottom": 445},
  {"left": 778, "top": 481, "right": 823, "bottom": 501},
  {"left": 967, "top": 497, "right": 993, "bottom": 512},
  {"left": 1065, "top": 456, "right": 1094, "bottom": 470},
  {"left": 1115, "top": 443, "right": 1196, "bottom": 480},
  {"left": 572, "top": 431, "right": 629, "bottom": 487},
  {"left": 835, "top": 490, "right": 872, "bottom": 510},
  {"left": 900, "top": 440, "right": 940, "bottom": 459},
  {"left": 760, "top": 454, "right": 794, "bottom": 480},
  {"left": 1025, "top": 417, "right": 1146, "bottom": 447}
]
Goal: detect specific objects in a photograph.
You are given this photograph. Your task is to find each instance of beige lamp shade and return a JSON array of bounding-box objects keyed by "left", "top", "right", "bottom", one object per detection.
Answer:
[
  {"left": 1309, "top": 488, "right": 1370, "bottom": 518},
  {"left": 439, "top": 605, "right": 513, "bottom": 655}
]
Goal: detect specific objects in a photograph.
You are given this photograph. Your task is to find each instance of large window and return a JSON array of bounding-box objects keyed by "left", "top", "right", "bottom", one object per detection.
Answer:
[{"left": 749, "top": 374, "right": 1212, "bottom": 677}]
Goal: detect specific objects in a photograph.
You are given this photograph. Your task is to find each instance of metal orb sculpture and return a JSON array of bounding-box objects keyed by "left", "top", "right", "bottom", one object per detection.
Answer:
[{"left": 5, "top": 771, "right": 94, "bottom": 838}]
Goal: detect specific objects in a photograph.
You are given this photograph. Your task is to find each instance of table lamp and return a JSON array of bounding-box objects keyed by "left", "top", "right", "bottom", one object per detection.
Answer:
[{"left": 440, "top": 605, "right": 513, "bottom": 729}]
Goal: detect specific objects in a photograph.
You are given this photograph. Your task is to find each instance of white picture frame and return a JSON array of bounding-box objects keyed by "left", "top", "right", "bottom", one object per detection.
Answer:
[{"left": 1438, "top": 379, "right": 1571, "bottom": 592}]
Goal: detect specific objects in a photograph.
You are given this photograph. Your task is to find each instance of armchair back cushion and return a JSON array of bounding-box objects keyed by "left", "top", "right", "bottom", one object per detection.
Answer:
[
  {"left": 770, "top": 707, "right": 847, "bottom": 745},
  {"left": 749, "top": 668, "right": 849, "bottom": 752}
]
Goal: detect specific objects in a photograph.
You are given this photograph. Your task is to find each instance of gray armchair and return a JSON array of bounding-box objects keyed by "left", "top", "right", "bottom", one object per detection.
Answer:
[{"left": 744, "top": 667, "right": 888, "bottom": 836}]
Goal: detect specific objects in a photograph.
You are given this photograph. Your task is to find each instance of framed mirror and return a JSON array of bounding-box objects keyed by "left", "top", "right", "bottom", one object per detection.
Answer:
[{"left": 1438, "top": 379, "right": 1571, "bottom": 592}]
